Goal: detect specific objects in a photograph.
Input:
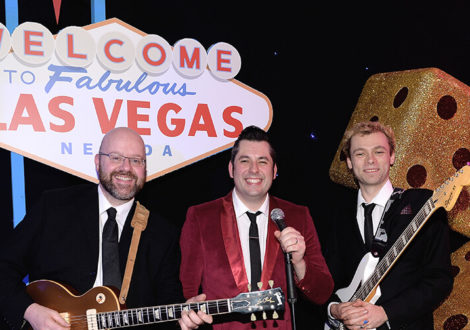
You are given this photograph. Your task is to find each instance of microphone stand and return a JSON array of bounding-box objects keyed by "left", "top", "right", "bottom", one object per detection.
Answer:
[
  {"left": 284, "top": 251, "right": 297, "bottom": 330},
  {"left": 271, "top": 209, "right": 297, "bottom": 330}
]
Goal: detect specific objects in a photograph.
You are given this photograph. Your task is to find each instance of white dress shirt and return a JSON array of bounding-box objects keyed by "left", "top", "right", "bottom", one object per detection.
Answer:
[
  {"left": 356, "top": 180, "right": 394, "bottom": 243},
  {"left": 92, "top": 185, "right": 134, "bottom": 287},
  {"left": 232, "top": 189, "right": 269, "bottom": 286}
]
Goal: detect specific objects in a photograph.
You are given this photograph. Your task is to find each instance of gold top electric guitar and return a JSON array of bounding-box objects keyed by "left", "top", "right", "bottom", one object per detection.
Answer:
[{"left": 25, "top": 279, "right": 285, "bottom": 329}]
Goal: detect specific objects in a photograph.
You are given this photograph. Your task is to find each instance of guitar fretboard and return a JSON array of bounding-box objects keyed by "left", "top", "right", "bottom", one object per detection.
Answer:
[
  {"left": 96, "top": 300, "right": 231, "bottom": 329},
  {"left": 352, "top": 198, "right": 435, "bottom": 301}
]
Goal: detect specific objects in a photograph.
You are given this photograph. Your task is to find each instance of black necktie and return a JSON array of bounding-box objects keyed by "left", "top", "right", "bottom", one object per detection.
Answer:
[
  {"left": 362, "top": 203, "right": 376, "bottom": 251},
  {"left": 247, "top": 211, "right": 262, "bottom": 290},
  {"left": 102, "top": 207, "right": 122, "bottom": 289}
]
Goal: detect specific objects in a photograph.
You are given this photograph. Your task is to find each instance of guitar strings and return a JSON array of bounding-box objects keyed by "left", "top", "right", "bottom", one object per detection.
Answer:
[{"left": 60, "top": 300, "right": 233, "bottom": 328}]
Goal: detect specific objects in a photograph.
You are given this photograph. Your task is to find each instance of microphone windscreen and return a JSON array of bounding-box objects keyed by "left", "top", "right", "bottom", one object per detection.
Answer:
[
  {"left": 270, "top": 208, "right": 285, "bottom": 221},
  {"left": 270, "top": 208, "right": 286, "bottom": 230}
]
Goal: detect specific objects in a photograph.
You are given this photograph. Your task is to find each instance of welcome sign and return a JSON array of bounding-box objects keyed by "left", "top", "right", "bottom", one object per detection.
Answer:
[{"left": 0, "top": 18, "right": 272, "bottom": 182}]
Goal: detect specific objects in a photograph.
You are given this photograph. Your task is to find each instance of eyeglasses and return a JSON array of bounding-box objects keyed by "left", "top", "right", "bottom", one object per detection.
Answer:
[{"left": 98, "top": 152, "right": 146, "bottom": 167}]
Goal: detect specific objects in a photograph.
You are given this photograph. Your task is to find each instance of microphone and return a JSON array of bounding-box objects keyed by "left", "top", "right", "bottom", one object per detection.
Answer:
[{"left": 270, "top": 208, "right": 286, "bottom": 231}]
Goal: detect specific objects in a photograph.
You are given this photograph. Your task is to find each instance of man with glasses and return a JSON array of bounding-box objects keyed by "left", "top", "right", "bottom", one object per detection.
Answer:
[{"left": 0, "top": 127, "right": 210, "bottom": 330}]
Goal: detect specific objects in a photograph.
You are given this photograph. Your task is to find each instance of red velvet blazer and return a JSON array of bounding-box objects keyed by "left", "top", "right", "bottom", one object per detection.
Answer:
[{"left": 180, "top": 192, "right": 333, "bottom": 330}]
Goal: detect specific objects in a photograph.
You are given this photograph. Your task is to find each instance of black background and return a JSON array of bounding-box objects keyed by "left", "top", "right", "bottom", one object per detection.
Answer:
[{"left": 1, "top": 1, "right": 469, "bottom": 327}]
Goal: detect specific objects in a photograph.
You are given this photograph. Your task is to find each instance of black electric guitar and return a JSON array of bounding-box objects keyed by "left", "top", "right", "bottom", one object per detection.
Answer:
[
  {"left": 327, "top": 165, "right": 470, "bottom": 330},
  {"left": 24, "top": 279, "right": 285, "bottom": 329}
]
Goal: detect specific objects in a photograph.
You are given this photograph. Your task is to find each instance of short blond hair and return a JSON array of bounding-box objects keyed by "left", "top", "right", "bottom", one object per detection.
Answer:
[{"left": 342, "top": 121, "right": 396, "bottom": 159}]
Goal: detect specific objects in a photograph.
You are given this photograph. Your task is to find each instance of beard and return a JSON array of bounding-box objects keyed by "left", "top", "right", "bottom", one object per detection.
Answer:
[{"left": 98, "top": 168, "right": 145, "bottom": 201}]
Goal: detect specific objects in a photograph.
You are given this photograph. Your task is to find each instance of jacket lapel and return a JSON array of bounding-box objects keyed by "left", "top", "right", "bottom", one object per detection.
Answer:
[
  {"left": 118, "top": 201, "right": 136, "bottom": 272},
  {"left": 220, "top": 193, "right": 250, "bottom": 292},
  {"left": 381, "top": 193, "right": 406, "bottom": 235},
  {"left": 77, "top": 185, "right": 100, "bottom": 277}
]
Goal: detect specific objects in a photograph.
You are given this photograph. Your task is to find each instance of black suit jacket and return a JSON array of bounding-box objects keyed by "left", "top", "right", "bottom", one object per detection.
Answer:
[
  {"left": 322, "top": 188, "right": 453, "bottom": 330},
  {"left": 0, "top": 184, "right": 184, "bottom": 329}
]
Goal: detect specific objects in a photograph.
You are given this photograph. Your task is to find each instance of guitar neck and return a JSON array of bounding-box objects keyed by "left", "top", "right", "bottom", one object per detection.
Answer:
[
  {"left": 94, "top": 298, "right": 234, "bottom": 329},
  {"left": 352, "top": 197, "right": 436, "bottom": 301},
  {"left": 25, "top": 280, "right": 284, "bottom": 330}
]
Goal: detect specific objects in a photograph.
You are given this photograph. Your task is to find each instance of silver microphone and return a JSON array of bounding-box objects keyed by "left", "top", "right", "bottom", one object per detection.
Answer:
[{"left": 271, "top": 208, "right": 286, "bottom": 231}]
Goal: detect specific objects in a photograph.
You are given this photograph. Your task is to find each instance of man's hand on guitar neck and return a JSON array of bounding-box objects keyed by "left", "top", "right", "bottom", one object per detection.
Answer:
[
  {"left": 330, "top": 300, "right": 388, "bottom": 329},
  {"left": 178, "top": 293, "right": 213, "bottom": 330},
  {"left": 24, "top": 303, "right": 70, "bottom": 330}
]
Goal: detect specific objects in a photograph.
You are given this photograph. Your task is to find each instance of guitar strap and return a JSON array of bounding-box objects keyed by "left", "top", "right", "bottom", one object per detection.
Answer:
[
  {"left": 119, "top": 201, "right": 149, "bottom": 305},
  {"left": 370, "top": 187, "right": 404, "bottom": 258}
]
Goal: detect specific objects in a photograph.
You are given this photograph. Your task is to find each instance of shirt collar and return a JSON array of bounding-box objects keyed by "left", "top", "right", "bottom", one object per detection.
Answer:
[
  {"left": 98, "top": 185, "right": 134, "bottom": 227},
  {"left": 232, "top": 189, "right": 269, "bottom": 218},
  {"left": 357, "top": 180, "right": 394, "bottom": 208}
]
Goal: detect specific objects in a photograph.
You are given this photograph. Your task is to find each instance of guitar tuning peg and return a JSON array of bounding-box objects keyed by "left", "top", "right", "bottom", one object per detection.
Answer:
[
  {"left": 251, "top": 313, "right": 257, "bottom": 321},
  {"left": 268, "top": 280, "right": 274, "bottom": 288},
  {"left": 257, "top": 282, "right": 263, "bottom": 290},
  {"left": 273, "top": 311, "right": 279, "bottom": 319},
  {"left": 262, "top": 311, "right": 267, "bottom": 320},
  {"left": 247, "top": 283, "right": 252, "bottom": 292}
]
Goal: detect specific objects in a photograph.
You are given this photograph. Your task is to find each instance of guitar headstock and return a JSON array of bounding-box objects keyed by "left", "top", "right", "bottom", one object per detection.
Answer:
[
  {"left": 231, "top": 287, "right": 285, "bottom": 314},
  {"left": 433, "top": 165, "right": 470, "bottom": 211}
]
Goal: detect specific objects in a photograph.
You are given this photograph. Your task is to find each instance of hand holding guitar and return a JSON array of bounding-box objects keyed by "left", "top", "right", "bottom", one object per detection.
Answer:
[
  {"left": 331, "top": 300, "right": 388, "bottom": 329},
  {"left": 179, "top": 293, "right": 213, "bottom": 330},
  {"left": 24, "top": 303, "right": 70, "bottom": 330}
]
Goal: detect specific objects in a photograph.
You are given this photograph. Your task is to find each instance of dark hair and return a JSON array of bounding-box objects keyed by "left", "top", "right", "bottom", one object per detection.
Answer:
[{"left": 231, "top": 125, "right": 276, "bottom": 164}]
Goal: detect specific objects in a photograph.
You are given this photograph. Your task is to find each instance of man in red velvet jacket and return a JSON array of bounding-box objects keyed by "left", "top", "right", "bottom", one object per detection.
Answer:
[{"left": 180, "top": 125, "right": 333, "bottom": 329}]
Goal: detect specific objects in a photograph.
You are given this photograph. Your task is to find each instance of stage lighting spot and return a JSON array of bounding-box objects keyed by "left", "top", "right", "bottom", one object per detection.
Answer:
[{"left": 309, "top": 131, "right": 318, "bottom": 141}]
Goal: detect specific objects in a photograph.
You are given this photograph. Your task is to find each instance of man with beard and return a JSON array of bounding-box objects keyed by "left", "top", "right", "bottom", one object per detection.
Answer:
[{"left": 0, "top": 127, "right": 210, "bottom": 330}]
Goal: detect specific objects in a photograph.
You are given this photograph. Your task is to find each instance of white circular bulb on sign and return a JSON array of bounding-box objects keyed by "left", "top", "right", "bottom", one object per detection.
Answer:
[
  {"left": 96, "top": 32, "right": 135, "bottom": 72},
  {"left": 207, "top": 42, "right": 241, "bottom": 80},
  {"left": 173, "top": 38, "right": 207, "bottom": 78},
  {"left": 0, "top": 23, "right": 11, "bottom": 60},
  {"left": 11, "top": 22, "right": 54, "bottom": 65},
  {"left": 136, "top": 34, "right": 173, "bottom": 74},
  {"left": 56, "top": 26, "right": 95, "bottom": 67}
]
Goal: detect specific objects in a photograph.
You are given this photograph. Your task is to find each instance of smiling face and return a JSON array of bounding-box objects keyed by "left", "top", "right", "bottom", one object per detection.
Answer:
[
  {"left": 95, "top": 127, "right": 147, "bottom": 206},
  {"left": 346, "top": 131, "right": 395, "bottom": 199},
  {"left": 229, "top": 140, "right": 277, "bottom": 210}
]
